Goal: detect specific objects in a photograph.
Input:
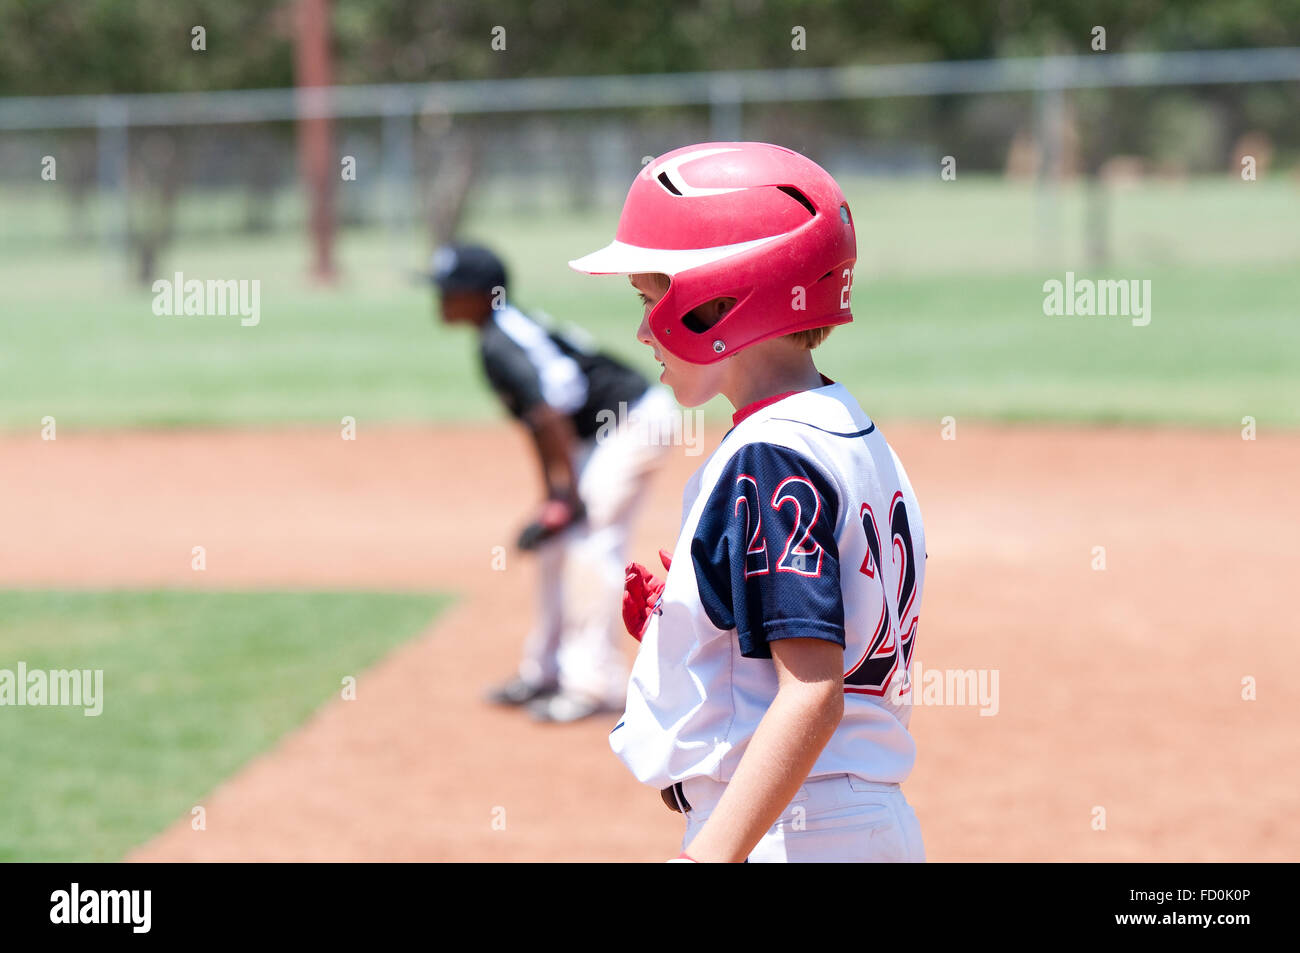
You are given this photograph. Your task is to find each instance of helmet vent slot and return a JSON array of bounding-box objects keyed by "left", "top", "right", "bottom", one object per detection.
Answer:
[
  {"left": 682, "top": 312, "right": 711, "bottom": 333},
  {"left": 777, "top": 186, "right": 816, "bottom": 216},
  {"left": 657, "top": 172, "right": 683, "bottom": 196}
]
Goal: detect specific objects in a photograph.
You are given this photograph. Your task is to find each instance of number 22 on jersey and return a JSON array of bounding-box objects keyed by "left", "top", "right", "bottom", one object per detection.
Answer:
[{"left": 845, "top": 492, "right": 918, "bottom": 697}]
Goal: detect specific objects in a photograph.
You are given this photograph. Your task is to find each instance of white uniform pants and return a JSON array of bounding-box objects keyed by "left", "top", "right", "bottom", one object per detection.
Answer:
[
  {"left": 517, "top": 386, "right": 677, "bottom": 705},
  {"left": 679, "top": 773, "right": 926, "bottom": 863}
]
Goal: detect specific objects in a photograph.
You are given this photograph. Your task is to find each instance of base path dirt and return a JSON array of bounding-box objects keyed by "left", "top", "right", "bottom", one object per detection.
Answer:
[{"left": 1, "top": 422, "right": 1295, "bottom": 861}]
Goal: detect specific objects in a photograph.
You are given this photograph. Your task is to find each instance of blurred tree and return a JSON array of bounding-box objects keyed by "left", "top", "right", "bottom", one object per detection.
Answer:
[
  {"left": 5, "top": 0, "right": 1300, "bottom": 96},
  {"left": 0, "top": 0, "right": 294, "bottom": 94}
]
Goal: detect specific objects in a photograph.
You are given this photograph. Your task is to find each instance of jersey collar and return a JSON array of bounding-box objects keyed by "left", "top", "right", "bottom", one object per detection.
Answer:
[{"left": 729, "top": 375, "right": 836, "bottom": 427}]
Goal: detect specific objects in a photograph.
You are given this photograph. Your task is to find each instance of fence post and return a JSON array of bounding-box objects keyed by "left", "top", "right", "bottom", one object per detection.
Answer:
[
  {"left": 709, "top": 75, "right": 743, "bottom": 141},
  {"left": 381, "top": 94, "right": 414, "bottom": 237},
  {"left": 96, "top": 97, "right": 129, "bottom": 278},
  {"left": 1034, "top": 57, "right": 1067, "bottom": 265}
]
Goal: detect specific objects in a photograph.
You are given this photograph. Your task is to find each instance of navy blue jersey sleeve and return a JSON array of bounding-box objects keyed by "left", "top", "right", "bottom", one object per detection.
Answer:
[{"left": 690, "top": 443, "right": 844, "bottom": 659}]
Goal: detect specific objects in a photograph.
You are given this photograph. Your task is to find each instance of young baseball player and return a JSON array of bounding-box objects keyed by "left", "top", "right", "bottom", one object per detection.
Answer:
[
  {"left": 431, "top": 243, "right": 677, "bottom": 722},
  {"left": 569, "top": 143, "right": 926, "bottom": 862}
]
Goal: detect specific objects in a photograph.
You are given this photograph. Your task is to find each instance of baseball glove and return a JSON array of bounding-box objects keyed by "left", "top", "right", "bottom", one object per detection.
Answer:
[{"left": 517, "top": 495, "right": 586, "bottom": 551}]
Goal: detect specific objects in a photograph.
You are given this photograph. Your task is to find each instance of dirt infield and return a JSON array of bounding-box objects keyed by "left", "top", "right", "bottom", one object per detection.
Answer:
[{"left": 1, "top": 422, "right": 1295, "bottom": 862}]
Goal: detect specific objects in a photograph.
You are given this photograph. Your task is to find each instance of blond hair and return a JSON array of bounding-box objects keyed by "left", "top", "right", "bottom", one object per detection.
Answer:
[
  {"left": 634, "top": 272, "right": 672, "bottom": 295},
  {"left": 786, "top": 327, "right": 834, "bottom": 349}
]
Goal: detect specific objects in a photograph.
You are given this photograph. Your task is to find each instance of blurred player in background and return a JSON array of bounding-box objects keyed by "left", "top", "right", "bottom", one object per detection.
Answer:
[{"left": 430, "top": 243, "right": 677, "bottom": 722}]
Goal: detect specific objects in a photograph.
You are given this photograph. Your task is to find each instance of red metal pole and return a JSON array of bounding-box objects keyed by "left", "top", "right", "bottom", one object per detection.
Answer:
[{"left": 294, "top": 0, "right": 336, "bottom": 282}]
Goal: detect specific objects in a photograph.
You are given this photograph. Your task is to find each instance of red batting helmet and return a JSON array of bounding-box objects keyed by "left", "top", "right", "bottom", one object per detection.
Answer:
[{"left": 568, "top": 142, "right": 856, "bottom": 365}]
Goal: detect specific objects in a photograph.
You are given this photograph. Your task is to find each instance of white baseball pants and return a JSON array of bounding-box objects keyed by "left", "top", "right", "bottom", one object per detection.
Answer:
[{"left": 679, "top": 773, "right": 926, "bottom": 863}]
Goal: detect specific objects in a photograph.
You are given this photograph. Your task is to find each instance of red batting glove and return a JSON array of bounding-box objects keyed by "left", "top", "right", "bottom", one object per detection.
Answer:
[
  {"left": 622, "top": 563, "right": 663, "bottom": 642},
  {"left": 621, "top": 549, "right": 674, "bottom": 642}
]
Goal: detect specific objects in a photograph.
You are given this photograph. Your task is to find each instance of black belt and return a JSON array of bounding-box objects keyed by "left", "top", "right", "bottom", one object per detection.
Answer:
[{"left": 660, "top": 781, "right": 692, "bottom": 814}]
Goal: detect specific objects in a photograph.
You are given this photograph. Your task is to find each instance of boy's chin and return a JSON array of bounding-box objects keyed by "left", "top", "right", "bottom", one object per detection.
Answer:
[
  {"left": 661, "top": 363, "right": 720, "bottom": 408},
  {"left": 664, "top": 380, "right": 709, "bottom": 408}
]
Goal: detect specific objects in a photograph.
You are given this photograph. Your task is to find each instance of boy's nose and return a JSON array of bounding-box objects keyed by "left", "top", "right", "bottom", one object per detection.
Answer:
[{"left": 636, "top": 311, "right": 654, "bottom": 347}]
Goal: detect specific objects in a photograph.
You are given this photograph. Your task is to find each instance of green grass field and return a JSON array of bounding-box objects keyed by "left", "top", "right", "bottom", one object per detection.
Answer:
[
  {"left": 0, "top": 589, "right": 448, "bottom": 861},
  {"left": 2, "top": 175, "right": 1297, "bottom": 430}
]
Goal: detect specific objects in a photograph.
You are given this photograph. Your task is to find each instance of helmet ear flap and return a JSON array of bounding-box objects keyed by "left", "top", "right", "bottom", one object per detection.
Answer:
[
  {"left": 646, "top": 278, "right": 684, "bottom": 349},
  {"left": 647, "top": 274, "right": 747, "bottom": 362}
]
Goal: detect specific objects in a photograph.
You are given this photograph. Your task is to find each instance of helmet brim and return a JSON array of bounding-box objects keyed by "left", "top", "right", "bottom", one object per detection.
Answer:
[{"left": 568, "top": 236, "right": 781, "bottom": 277}]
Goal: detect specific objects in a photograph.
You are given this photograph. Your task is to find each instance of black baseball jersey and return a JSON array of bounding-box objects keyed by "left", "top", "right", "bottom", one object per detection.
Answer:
[{"left": 478, "top": 303, "right": 649, "bottom": 440}]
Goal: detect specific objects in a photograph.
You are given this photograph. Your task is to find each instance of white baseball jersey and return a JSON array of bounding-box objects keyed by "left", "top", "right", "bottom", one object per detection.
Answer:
[{"left": 610, "top": 381, "right": 925, "bottom": 790}]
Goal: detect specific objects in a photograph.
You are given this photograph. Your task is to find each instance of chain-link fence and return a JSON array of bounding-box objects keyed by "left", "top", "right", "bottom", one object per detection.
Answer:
[{"left": 2, "top": 48, "right": 1298, "bottom": 277}]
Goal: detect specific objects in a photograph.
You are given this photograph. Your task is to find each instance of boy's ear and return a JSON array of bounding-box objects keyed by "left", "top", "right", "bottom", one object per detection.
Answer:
[{"left": 682, "top": 297, "right": 737, "bottom": 334}]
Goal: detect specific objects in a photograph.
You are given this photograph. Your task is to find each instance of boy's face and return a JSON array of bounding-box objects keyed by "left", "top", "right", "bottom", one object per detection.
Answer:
[
  {"left": 630, "top": 273, "right": 726, "bottom": 408},
  {"left": 438, "top": 289, "right": 493, "bottom": 325}
]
